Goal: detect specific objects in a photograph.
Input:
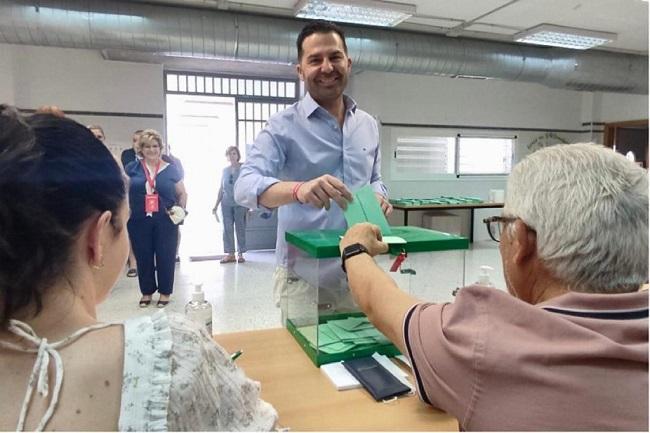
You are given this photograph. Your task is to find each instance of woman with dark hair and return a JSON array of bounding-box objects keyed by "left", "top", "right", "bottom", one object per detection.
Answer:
[
  {"left": 0, "top": 106, "right": 277, "bottom": 431},
  {"left": 212, "top": 145, "right": 248, "bottom": 263},
  {"left": 125, "top": 129, "right": 187, "bottom": 308}
]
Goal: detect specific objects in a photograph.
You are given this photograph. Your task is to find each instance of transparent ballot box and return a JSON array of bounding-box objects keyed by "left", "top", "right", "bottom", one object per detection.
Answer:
[{"left": 285, "top": 226, "right": 468, "bottom": 367}]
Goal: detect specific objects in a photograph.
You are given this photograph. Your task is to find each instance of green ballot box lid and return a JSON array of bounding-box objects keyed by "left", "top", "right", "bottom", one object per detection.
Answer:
[{"left": 285, "top": 225, "right": 469, "bottom": 259}]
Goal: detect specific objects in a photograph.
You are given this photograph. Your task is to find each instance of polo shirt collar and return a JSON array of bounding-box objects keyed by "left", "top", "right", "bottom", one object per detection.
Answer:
[{"left": 537, "top": 290, "right": 648, "bottom": 319}]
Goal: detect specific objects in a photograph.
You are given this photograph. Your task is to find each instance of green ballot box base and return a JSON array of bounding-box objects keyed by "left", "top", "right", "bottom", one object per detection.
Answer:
[{"left": 286, "top": 312, "right": 401, "bottom": 367}]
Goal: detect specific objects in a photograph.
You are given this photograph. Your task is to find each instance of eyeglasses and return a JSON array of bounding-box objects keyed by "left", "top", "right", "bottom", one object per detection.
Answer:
[{"left": 483, "top": 216, "right": 518, "bottom": 243}]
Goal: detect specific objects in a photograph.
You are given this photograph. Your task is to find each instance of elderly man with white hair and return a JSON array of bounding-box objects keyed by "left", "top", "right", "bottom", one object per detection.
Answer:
[{"left": 339, "top": 143, "right": 648, "bottom": 431}]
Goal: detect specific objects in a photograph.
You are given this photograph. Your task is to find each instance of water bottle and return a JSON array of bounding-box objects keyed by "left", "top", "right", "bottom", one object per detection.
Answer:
[{"left": 185, "top": 283, "right": 213, "bottom": 335}]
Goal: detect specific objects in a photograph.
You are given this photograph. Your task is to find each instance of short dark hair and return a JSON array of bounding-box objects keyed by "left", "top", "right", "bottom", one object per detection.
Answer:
[
  {"left": 0, "top": 105, "right": 126, "bottom": 327},
  {"left": 296, "top": 20, "right": 348, "bottom": 61}
]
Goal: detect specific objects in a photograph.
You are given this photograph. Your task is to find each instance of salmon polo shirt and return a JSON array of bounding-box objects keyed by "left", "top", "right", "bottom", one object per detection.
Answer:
[{"left": 404, "top": 285, "right": 648, "bottom": 431}]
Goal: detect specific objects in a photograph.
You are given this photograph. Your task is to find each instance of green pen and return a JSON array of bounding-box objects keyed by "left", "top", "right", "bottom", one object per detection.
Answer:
[{"left": 230, "top": 350, "right": 243, "bottom": 361}]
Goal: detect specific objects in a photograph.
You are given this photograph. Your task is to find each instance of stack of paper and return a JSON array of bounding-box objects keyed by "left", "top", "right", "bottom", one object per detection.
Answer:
[
  {"left": 320, "top": 352, "right": 413, "bottom": 392},
  {"left": 320, "top": 362, "right": 361, "bottom": 390}
]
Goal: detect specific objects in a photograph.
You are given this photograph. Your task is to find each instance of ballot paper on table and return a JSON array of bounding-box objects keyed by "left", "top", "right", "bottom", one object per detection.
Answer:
[
  {"left": 320, "top": 353, "right": 412, "bottom": 392},
  {"left": 320, "top": 361, "right": 362, "bottom": 391},
  {"left": 343, "top": 185, "right": 405, "bottom": 244}
]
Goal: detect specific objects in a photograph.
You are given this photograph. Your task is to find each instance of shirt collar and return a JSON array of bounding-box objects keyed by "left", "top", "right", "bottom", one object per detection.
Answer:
[
  {"left": 537, "top": 289, "right": 648, "bottom": 313},
  {"left": 301, "top": 92, "right": 357, "bottom": 119}
]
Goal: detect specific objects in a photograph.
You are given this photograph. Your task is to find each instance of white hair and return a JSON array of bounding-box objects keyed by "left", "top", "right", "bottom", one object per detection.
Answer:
[{"left": 504, "top": 143, "right": 648, "bottom": 293}]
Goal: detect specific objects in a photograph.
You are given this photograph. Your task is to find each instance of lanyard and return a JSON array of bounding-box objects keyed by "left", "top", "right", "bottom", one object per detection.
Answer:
[{"left": 141, "top": 160, "right": 161, "bottom": 192}]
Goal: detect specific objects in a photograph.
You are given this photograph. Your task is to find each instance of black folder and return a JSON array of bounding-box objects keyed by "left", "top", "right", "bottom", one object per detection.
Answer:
[{"left": 342, "top": 356, "right": 411, "bottom": 401}]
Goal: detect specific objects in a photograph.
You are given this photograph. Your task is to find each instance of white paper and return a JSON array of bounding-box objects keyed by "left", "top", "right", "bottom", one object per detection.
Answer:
[
  {"left": 320, "top": 362, "right": 361, "bottom": 391},
  {"left": 382, "top": 236, "right": 406, "bottom": 244}
]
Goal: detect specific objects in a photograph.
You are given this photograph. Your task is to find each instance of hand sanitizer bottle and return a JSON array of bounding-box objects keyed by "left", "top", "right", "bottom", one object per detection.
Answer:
[
  {"left": 185, "top": 283, "right": 213, "bottom": 335},
  {"left": 476, "top": 265, "right": 495, "bottom": 287}
]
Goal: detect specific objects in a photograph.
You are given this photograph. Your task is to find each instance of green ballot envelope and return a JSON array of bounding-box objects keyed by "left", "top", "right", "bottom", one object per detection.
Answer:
[{"left": 343, "top": 185, "right": 398, "bottom": 241}]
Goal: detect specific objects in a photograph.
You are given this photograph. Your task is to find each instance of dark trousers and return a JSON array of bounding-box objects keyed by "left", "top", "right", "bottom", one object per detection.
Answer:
[{"left": 128, "top": 214, "right": 178, "bottom": 296}]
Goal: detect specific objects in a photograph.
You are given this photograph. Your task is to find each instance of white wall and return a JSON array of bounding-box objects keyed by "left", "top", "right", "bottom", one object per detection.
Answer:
[
  {"left": 0, "top": 43, "right": 164, "bottom": 156},
  {"left": 0, "top": 44, "right": 15, "bottom": 104},
  {"left": 350, "top": 71, "right": 583, "bottom": 130},
  {"left": 591, "top": 92, "right": 648, "bottom": 123}
]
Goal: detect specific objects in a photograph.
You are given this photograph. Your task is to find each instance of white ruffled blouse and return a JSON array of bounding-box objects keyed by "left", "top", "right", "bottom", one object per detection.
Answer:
[{"left": 2, "top": 311, "right": 278, "bottom": 431}]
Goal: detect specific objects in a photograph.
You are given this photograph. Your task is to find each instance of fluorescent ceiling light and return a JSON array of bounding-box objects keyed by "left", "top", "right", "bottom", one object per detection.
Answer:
[
  {"left": 514, "top": 24, "right": 617, "bottom": 50},
  {"left": 294, "top": 0, "right": 415, "bottom": 27}
]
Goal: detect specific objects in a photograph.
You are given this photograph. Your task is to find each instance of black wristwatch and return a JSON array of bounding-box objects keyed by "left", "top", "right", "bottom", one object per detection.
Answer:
[{"left": 341, "top": 243, "right": 369, "bottom": 273}]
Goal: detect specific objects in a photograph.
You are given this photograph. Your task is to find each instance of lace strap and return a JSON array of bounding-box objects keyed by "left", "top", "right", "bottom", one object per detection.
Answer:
[{"left": 2, "top": 319, "right": 115, "bottom": 432}]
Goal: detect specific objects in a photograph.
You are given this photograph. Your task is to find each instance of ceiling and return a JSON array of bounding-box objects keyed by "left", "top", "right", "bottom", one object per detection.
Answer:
[{"left": 133, "top": 0, "right": 649, "bottom": 54}]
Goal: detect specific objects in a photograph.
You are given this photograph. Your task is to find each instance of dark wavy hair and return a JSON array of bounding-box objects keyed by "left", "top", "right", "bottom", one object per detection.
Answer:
[
  {"left": 0, "top": 105, "right": 126, "bottom": 327},
  {"left": 296, "top": 20, "right": 348, "bottom": 61}
]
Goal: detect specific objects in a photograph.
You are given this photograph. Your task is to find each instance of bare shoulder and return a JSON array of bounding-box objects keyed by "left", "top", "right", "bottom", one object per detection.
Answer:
[
  {"left": 0, "top": 324, "right": 125, "bottom": 431},
  {"left": 55, "top": 324, "right": 125, "bottom": 430}
]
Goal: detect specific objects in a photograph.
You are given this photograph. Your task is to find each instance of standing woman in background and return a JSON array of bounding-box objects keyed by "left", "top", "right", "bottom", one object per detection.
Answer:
[
  {"left": 125, "top": 130, "right": 187, "bottom": 307},
  {"left": 213, "top": 146, "right": 247, "bottom": 263}
]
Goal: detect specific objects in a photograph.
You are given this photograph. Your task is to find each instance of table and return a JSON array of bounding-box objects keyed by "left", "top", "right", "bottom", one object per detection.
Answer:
[
  {"left": 214, "top": 328, "right": 458, "bottom": 431},
  {"left": 391, "top": 202, "right": 504, "bottom": 242}
]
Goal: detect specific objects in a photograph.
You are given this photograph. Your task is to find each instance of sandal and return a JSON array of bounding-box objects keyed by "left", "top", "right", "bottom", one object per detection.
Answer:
[
  {"left": 220, "top": 255, "right": 236, "bottom": 264},
  {"left": 157, "top": 300, "right": 170, "bottom": 308},
  {"left": 127, "top": 268, "right": 137, "bottom": 277},
  {"left": 237, "top": 256, "right": 245, "bottom": 263},
  {"left": 139, "top": 297, "right": 151, "bottom": 308}
]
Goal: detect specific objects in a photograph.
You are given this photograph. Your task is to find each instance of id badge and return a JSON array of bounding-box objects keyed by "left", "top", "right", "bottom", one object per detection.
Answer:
[{"left": 145, "top": 193, "right": 159, "bottom": 213}]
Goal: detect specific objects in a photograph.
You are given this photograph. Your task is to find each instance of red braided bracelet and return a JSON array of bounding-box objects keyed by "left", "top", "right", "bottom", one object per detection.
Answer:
[{"left": 292, "top": 182, "right": 305, "bottom": 204}]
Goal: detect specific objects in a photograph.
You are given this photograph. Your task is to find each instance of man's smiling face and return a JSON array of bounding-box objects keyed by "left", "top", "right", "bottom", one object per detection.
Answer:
[{"left": 297, "top": 31, "right": 352, "bottom": 107}]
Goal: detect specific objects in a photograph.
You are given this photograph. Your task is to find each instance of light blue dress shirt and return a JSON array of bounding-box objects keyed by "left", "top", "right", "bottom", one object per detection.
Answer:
[{"left": 235, "top": 92, "right": 388, "bottom": 267}]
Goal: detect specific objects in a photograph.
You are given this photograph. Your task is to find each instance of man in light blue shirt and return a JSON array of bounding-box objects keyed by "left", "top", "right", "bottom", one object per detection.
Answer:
[{"left": 235, "top": 21, "right": 391, "bottom": 319}]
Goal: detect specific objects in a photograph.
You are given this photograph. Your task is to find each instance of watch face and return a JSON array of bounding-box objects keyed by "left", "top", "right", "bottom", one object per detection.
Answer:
[{"left": 344, "top": 243, "right": 367, "bottom": 257}]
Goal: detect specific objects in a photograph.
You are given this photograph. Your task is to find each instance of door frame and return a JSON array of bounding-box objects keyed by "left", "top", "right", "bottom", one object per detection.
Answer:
[{"left": 603, "top": 119, "right": 648, "bottom": 168}]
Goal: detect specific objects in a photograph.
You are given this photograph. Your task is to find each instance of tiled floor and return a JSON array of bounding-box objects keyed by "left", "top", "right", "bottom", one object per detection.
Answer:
[{"left": 97, "top": 241, "right": 506, "bottom": 335}]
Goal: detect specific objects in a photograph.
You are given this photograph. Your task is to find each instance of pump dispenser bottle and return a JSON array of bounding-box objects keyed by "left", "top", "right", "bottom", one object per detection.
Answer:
[
  {"left": 476, "top": 265, "right": 495, "bottom": 287},
  {"left": 185, "top": 283, "right": 213, "bottom": 335}
]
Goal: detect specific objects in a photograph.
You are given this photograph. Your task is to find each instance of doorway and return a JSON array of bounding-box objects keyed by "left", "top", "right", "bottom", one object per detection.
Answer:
[
  {"left": 166, "top": 93, "right": 236, "bottom": 258},
  {"left": 164, "top": 72, "right": 300, "bottom": 259},
  {"left": 603, "top": 119, "right": 649, "bottom": 168}
]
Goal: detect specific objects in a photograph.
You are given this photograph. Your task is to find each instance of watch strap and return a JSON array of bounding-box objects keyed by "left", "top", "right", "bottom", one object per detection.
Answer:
[{"left": 341, "top": 243, "right": 369, "bottom": 273}]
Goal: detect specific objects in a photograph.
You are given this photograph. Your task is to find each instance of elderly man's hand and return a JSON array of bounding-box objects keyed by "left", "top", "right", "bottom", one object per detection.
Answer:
[
  {"left": 340, "top": 222, "right": 389, "bottom": 257},
  {"left": 297, "top": 174, "right": 353, "bottom": 210},
  {"left": 375, "top": 193, "right": 393, "bottom": 216}
]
